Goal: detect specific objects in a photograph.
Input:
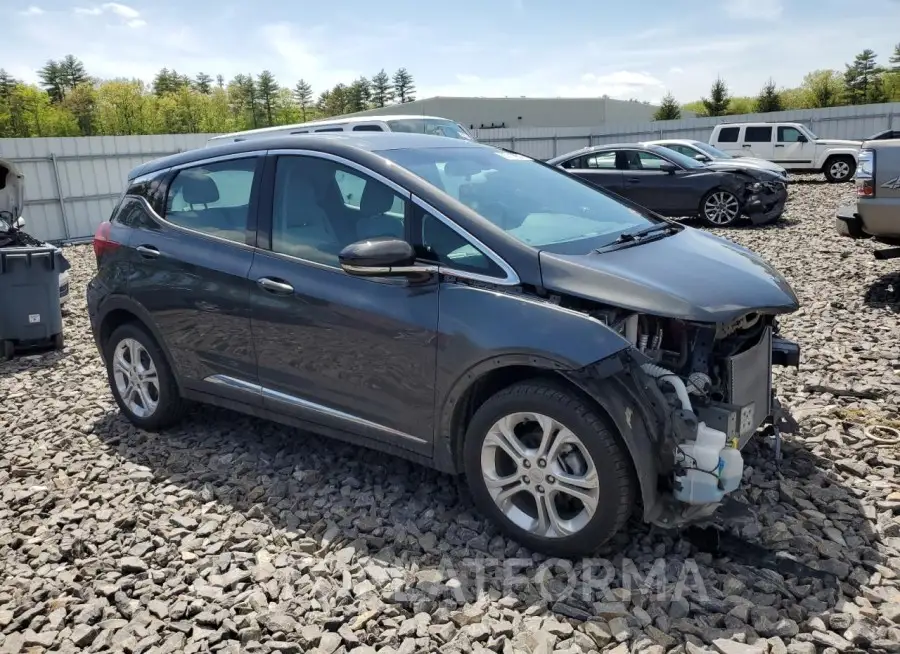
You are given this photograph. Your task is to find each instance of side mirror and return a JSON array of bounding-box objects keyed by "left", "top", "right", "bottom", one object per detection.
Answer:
[
  {"left": 694, "top": 154, "right": 711, "bottom": 162},
  {"left": 339, "top": 237, "right": 419, "bottom": 276},
  {"left": 797, "top": 135, "right": 808, "bottom": 143},
  {"left": 660, "top": 163, "right": 677, "bottom": 174},
  {"left": 14, "top": 216, "right": 25, "bottom": 229}
]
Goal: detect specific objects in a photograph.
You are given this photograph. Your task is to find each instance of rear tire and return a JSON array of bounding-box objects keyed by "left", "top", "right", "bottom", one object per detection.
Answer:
[
  {"left": 463, "top": 380, "right": 636, "bottom": 558},
  {"left": 104, "top": 322, "right": 185, "bottom": 431},
  {"left": 824, "top": 156, "right": 855, "bottom": 183}
]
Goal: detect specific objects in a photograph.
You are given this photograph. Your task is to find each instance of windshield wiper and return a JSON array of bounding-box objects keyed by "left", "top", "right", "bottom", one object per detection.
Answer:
[{"left": 594, "top": 222, "right": 680, "bottom": 253}]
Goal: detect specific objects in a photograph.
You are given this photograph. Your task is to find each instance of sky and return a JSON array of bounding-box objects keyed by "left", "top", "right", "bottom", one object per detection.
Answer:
[{"left": 7, "top": 0, "right": 900, "bottom": 105}]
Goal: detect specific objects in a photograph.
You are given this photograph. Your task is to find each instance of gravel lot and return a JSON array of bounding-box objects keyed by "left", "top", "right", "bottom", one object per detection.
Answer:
[{"left": 2, "top": 178, "right": 900, "bottom": 654}]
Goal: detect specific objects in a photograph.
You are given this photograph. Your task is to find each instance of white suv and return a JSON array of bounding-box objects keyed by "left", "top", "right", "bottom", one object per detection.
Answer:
[{"left": 709, "top": 122, "right": 862, "bottom": 183}]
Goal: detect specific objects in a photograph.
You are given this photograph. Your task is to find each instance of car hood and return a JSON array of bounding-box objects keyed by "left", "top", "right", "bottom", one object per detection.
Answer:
[
  {"left": 703, "top": 160, "right": 786, "bottom": 179},
  {"left": 539, "top": 227, "right": 799, "bottom": 323},
  {"left": 816, "top": 139, "right": 862, "bottom": 147}
]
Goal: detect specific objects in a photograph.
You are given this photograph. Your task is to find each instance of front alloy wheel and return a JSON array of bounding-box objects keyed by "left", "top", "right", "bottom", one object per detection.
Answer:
[
  {"left": 464, "top": 381, "right": 635, "bottom": 557},
  {"left": 701, "top": 190, "right": 742, "bottom": 227},
  {"left": 824, "top": 156, "right": 855, "bottom": 183},
  {"left": 481, "top": 412, "right": 600, "bottom": 538}
]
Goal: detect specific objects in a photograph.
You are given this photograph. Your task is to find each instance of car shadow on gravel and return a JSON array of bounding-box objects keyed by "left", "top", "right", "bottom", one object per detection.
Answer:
[
  {"left": 0, "top": 347, "right": 70, "bottom": 378},
  {"left": 87, "top": 398, "right": 885, "bottom": 648},
  {"left": 864, "top": 271, "right": 900, "bottom": 312}
]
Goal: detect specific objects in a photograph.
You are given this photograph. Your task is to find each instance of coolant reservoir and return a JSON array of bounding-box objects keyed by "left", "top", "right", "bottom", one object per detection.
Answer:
[
  {"left": 674, "top": 422, "right": 727, "bottom": 505},
  {"left": 718, "top": 446, "right": 744, "bottom": 494}
]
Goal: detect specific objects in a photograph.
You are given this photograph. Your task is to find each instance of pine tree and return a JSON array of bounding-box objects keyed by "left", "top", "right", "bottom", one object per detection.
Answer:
[
  {"left": 701, "top": 77, "right": 730, "bottom": 116},
  {"left": 653, "top": 93, "right": 681, "bottom": 120},
  {"left": 347, "top": 77, "right": 371, "bottom": 112},
  {"left": 843, "top": 49, "right": 883, "bottom": 104},
  {"left": 392, "top": 68, "right": 415, "bottom": 103},
  {"left": 890, "top": 43, "right": 900, "bottom": 72},
  {"left": 755, "top": 78, "right": 783, "bottom": 113},
  {"left": 194, "top": 73, "right": 213, "bottom": 94},
  {"left": 38, "top": 60, "right": 65, "bottom": 103},
  {"left": 60, "top": 55, "right": 88, "bottom": 92},
  {"left": 256, "top": 70, "right": 279, "bottom": 126},
  {"left": 370, "top": 69, "right": 393, "bottom": 107},
  {"left": 293, "top": 79, "right": 313, "bottom": 120}
]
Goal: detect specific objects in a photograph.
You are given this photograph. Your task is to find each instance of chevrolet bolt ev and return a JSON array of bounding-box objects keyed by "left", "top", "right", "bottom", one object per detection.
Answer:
[{"left": 88, "top": 133, "right": 800, "bottom": 556}]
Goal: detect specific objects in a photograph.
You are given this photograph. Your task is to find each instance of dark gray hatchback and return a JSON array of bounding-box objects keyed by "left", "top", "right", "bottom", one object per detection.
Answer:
[{"left": 87, "top": 133, "right": 801, "bottom": 557}]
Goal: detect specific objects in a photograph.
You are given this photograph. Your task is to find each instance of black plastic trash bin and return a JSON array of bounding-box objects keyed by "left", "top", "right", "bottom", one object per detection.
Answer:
[{"left": 0, "top": 245, "right": 68, "bottom": 361}]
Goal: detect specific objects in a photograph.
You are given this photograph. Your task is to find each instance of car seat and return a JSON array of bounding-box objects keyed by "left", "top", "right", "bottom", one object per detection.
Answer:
[{"left": 356, "top": 182, "right": 403, "bottom": 240}]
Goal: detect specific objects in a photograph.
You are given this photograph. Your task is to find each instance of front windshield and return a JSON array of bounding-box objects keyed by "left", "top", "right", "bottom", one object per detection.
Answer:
[
  {"left": 647, "top": 145, "right": 706, "bottom": 169},
  {"left": 386, "top": 118, "right": 474, "bottom": 141},
  {"left": 376, "top": 146, "right": 661, "bottom": 251},
  {"left": 692, "top": 141, "right": 733, "bottom": 159}
]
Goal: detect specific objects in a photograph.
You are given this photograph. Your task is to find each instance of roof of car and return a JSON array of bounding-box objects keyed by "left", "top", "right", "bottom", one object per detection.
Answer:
[
  {"left": 643, "top": 139, "right": 700, "bottom": 145},
  {"left": 545, "top": 142, "right": 655, "bottom": 164},
  {"left": 128, "top": 132, "right": 487, "bottom": 180},
  {"left": 207, "top": 115, "right": 462, "bottom": 140}
]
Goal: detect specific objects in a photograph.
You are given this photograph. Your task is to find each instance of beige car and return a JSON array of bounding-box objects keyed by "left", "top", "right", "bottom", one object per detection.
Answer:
[{"left": 836, "top": 138, "right": 900, "bottom": 259}]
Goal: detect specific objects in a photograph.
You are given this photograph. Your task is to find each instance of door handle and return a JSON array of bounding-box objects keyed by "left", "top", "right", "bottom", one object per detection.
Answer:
[
  {"left": 626, "top": 177, "right": 641, "bottom": 184},
  {"left": 136, "top": 245, "right": 159, "bottom": 258},
  {"left": 775, "top": 144, "right": 785, "bottom": 147},
  {"left": 742, "top": 144, "right": 752, "bottom": 148},
  {"left": 257, "top": 277, "right": 294, "bottom": 295}
]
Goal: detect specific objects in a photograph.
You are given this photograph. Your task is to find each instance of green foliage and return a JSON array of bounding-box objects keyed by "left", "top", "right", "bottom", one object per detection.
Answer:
[
  {"left": 702, "top": 77, "right": 730, "bottom": 117},
  {"left": 653, "top": 93, "right": 681, "bottom": 120},
  {"left": 843, "top": 49, "right": 884, "bottom": 104},
  {"left": 0, "top": 59, "right": 418, "bottom": 137},
  {"left": 755, "top": 78, "right": 783, "bottom": 113},
  {"left": 392, "top": 68, "right": 415, "bottom": 103}
]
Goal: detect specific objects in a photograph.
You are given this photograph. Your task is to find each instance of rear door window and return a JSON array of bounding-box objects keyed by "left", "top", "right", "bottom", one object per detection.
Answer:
[
  {"left": 164, "top": 157, "right": 259, "bottom": 243},
  {"left": 744, "top": 126, "right": 773, "bottom": 142}
]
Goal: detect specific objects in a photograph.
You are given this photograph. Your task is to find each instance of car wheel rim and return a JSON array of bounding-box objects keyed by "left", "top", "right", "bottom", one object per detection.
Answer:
[
  {"left": 704, "top": 191, "right": 740, "bottom": 225},
  {"left": 112, "top": 338, "right": 160, "bottom": 418},
  {"left": 830, "top": 161, "right": 850, "bottom": 179},
  {"left": 480, "top": 412, "right": 600, "bottom": 539}
]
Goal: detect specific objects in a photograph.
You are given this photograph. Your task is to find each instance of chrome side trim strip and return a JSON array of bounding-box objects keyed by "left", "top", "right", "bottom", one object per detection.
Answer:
[
  {"left": 411, "top": 196, "right": 521, "bottom": 286},
  {"left": 204, "top": 374, "right": 427, "bottom": 445}
]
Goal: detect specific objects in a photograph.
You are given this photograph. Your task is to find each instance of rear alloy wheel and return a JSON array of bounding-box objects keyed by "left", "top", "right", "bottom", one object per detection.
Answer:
[
  {"left": 104, "top": 322, "right": 185, "bottom": 431},
  {"left": 700, "top": 189, "right": 742, "bottom": 227},
  {"left": 463, "top": 381, "right": 635, "bottom": 557},
  {"left": 824, "top": 156, "right": 856, "bottom": 183}
]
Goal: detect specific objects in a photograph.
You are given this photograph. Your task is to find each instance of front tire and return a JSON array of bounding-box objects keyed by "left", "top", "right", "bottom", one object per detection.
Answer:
[
  {"left": 463, "top": 380, "right": 636, "bottom": 558},
  {"left": 699, "top": 189, "right": 743, "bottom": 227},
  {"left": 104, "top": 322, "right": 185, "bottom": 431},
  {"left": 824, "top": 156, "right": 855, "bottom": 183}
]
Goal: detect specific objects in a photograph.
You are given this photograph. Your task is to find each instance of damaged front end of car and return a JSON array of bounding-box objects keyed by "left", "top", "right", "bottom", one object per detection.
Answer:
[{"left": 564, "top": 304, "right": 800, "bottom": 530}]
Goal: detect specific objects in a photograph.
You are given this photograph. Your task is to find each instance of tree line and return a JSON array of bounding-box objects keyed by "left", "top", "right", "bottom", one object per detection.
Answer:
[
  {"left": 653, "top": 45, "right": 900, "bottom": 120},
  {"left": 0, "top": 56, "right": 417, "bottom": 138}
]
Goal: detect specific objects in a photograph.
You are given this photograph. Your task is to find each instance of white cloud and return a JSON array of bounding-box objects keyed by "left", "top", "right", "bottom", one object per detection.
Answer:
[
  {"left": 724, "top": 0, "right": 783, "bottom": 20},
  {"left": 75, "top": 2, "right": 143, "bottom": 26},
  {"left": 19, "top": 6, "right": 45, "bottom": 15},
  {"left": 103, "top": 2, "right": 141, "bottom": 19},
  {"left": 556, "top": 71, "right": 665, "bottom": 99},
  {"left": 669, "top": 66, "right": 684, "bottom": 75}
]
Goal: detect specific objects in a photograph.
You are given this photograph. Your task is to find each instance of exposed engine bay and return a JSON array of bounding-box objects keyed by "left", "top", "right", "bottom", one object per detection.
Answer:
[{"left": 568, "top": 299, "right": 792, "bottom": 522}]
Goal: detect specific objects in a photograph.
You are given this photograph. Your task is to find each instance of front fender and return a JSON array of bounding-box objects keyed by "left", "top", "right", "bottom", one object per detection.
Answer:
[
  {"left": 432, "top": 283, "right": 633, "bottom": 472},
  {"left": 817, "top": 148, "right": 859, "bottom": 167}
]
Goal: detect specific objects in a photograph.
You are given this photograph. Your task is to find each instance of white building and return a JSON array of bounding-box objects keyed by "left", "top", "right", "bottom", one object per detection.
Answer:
[{"left": 340, "top": 96, "right": 682, "bottom": 130}]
